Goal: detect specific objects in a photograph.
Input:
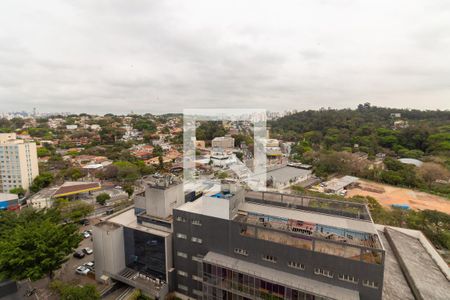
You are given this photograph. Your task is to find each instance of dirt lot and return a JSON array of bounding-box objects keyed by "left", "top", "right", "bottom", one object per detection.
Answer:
[{"left": 346, "top": 180, "right": 450, "bottom": 214}]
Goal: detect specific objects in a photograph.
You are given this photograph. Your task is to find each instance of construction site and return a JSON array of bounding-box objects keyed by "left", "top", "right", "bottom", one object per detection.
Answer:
[{"left": 346, "top": 179, "right": 450, "bottom": 214}]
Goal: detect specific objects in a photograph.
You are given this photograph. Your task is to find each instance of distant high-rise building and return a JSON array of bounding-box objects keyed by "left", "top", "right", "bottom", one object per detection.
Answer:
[{"left": 0, "top": 133, "right": 39, "bottom": 193}]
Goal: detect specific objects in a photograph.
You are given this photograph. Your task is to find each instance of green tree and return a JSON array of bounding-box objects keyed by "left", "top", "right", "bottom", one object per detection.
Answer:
[
  {"left": 30, "top": 172, "right": 54, "bottom": 193},
  {"left": 54, "top": 199, "right": 94, "bottom": 222},
  {"left": 63, "top": 167, "right": 84, "bottom": 181},
  {"left": 196, "top": 121, "right": 226, "bottom": 141},
  {"left": 123, "top": 185, "right": 134, "bottom": 197},
  {"left": 50, "top": 280, "right": 100, "bottom": 300},
  {"left": 9, "top": 187, "right": 25, "bottom": 197},
  {"left": 96, "top": 193, "right": 110, "bottom": 205},
  {"left": 0, "top": 209, "right": 82, "bottom": 281},
  {"left": 113, "top": 161, "right": 140, "bottom": 182},
  {"left": 153, "top": 145, "right": 164, "bottom": 157},
  {"left": 37, "top": 147, "right": 51, "bottom": 157}
]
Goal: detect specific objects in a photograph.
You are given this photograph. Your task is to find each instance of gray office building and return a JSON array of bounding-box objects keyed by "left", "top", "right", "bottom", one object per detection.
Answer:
[
  {"left": 93, "top": 178, "right": 450, "bottom": 299},
  {"left": 93, "top": 175, "right": 185, "bottom": 299},
  {"left": 172, "top": 186, "right": 385, "bottom": 300}
]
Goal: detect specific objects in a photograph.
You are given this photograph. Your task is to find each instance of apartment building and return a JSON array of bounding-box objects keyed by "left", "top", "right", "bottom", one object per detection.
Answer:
[
  {"left": 0, "top": 133, "right": 39, "bottom": 193},
  {"left": 172, "top": 187, "right": 385, "bottom": 300}
]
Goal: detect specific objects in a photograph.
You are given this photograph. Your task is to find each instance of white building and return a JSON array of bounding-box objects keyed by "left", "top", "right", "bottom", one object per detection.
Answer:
[
  {"left": 212, "top": 136, "right": 235, "bottom": 149},
  {"left": 66, "top": 124, "right": 78, "bottom": 130},
  {"left": 0, "top": 133, "right": 39, "bottom": 193}
]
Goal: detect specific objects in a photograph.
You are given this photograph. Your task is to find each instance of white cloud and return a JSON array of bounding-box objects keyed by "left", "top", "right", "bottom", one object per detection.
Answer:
[{"left": 0, "top": 0, "right": 449, "bottom": 114}]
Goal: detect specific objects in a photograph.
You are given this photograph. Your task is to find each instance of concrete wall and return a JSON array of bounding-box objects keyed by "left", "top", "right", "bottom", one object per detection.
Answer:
[
  {"left": 93, "top": 223, "right": 126, "bottom": 280},
  {"left": 145, "top": 183, "right": 183, "bottom": 219}
]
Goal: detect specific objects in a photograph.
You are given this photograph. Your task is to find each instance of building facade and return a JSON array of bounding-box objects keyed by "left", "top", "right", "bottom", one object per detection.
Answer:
[
  {"left": 212, "top": 137, "right": 235, "bottom": 149},
  {"left": 93, "top": 175, "right": 185, "bottom": 299},
  {"left": 0, "top": 133, "right": 39, "bottom": 193},
  {"left": 172, "top": 188, "right": 384, "bottom": 300}
]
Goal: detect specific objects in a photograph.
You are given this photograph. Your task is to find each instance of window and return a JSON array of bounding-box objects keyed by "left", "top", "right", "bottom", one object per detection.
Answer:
[
  {"left": 176, "top": 216, "right": 186, "bottom": 222},
  {"left": 288, "top": 261, "right": 305, "bottom": 270},
  {"left": 363, "top": 280, "right": 379, "bottom": 289},
  {"left": 192, "top": 219, "right": 202, "bottom": 226},
  {"left": 234, "top": 248, "right": 249, "bottom": 256},
  {"left": 193, "top": 289, "right": 203, "bottom": 297},
  {"left": 177, "top": 251, "right": 188, "bottom": 258},
  {"left": 191, "top": 237, "right": 203, "bottom": 244},
  {"left": 177, "top": 270, "right": 188, "bottom": 277},
  {"left": 192, "top": 255, "right": 203, "bottom": 263},
  {"left": 192, "top": 274, "right": 202, "bottom": 282},
  {"left": 314, "top": 268, "right": 334, "bottom": 278},
  {"left": 176, "top": 233, "right": 187, "bottom": 239},
  {"left": 261, "top": 254, "right": 277, "bottom": 263},
  {"left": 178, "top": 284, "right": 188, "bottom": 292},
  {"left": 338, "top": 274, "right": 358, "bottom": 284}
]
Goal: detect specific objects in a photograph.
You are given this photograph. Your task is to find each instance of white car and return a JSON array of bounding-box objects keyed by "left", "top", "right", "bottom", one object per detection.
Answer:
[
  {"left": 83, "top": 231, "right": 91, "bottom": 239},
  {"left": 83, "top": 247, "right": 93, "bottom": 255},
  {"left": 76, "top": 266, "right": 90, "bottom": 275},
  {"left": 84, "top": 261, "right": 95, "bottom": 268}
]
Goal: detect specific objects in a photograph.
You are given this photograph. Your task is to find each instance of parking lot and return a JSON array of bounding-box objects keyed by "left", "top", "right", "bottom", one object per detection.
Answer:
[
  {"left": 55, "top": 224, "right": 97, "bottom": 285},
  {"left": 29, "top": 219, "right": 104, "bottom": 299}
]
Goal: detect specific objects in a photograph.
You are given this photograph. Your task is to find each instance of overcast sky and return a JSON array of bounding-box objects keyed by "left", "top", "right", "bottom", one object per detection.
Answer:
[{"left": 0, "top": 0, "right": 449, "bottom": 114}]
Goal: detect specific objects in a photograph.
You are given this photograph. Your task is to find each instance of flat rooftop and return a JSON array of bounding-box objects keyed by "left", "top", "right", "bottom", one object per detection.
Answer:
[
  {"left": 104, "top": 208, "right": 171, "bottom": 238},
  {"left": 323, "top": 176, "right": 359, "bottom": 192},
  {"left": 238, "top": 202, "right": 378, "bottom": 235},
  {"left": 382, "top": 227, "right": 449, "bottom": 300},
  {"left": 252, "top": 166, "right": 312, "bottom": 183},
  {"left": 142, "top": 174, "right": 181, "bottom": 189},
  {"left": 203, "top": 251, "right": 359, "bottom": 300},
  {"left": 245, "top": 190, "right": 371, "bottom": 220},
  {"left": 176, "top": 194, "right": 231, "bottom": 220}
]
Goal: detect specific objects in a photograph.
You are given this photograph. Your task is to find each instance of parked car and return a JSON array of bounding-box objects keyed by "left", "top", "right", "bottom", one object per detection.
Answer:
[
  {"left": 73, "top": 251, "right": 85, "bottom": 259},
  {"left": 82, "top": 247, "right": 93, "bottom": 255},
  {"left": 76, "top": 265, "right": 90, "bottom": 275},
  {"left": 84, "top": 261, "right": 95, "bottom": 268},
  {"left": 82, "top": 231, "right": 91, "bottom": 238},
  {"left": 79, "top": 219, "right": 90, "bottom": 226}
]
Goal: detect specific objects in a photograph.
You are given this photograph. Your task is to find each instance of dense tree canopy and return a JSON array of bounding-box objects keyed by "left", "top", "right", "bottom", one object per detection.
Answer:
[
  {"left": 0, "top": 209, "right": 81, "bottom": 281},
  {"left": 271, "top": 104, "right": 450, "bottom": 157},
  {"left": 30, "top": 172, "right": 55, "bottom": 193},
  {"left": 196, "top": 121, "right": 226, "bottom": 141}
]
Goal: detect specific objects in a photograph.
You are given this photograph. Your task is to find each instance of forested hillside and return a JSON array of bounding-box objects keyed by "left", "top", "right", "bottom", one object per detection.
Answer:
[
  {"left": 270, "top": 103, "right": 450, "bottom": 197},
  {"left": 271, "top": 103, "right": 450, "bottom": 157}
]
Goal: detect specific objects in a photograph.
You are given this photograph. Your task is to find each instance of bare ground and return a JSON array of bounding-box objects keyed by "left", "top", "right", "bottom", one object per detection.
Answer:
[{"left": 346, "top": 180, "right": 450, "bottom": 214}]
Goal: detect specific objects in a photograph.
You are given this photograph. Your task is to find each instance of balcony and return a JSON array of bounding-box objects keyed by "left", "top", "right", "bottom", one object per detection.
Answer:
[{"left": 235, "top": 213, "right": 383, "bottom": 265}]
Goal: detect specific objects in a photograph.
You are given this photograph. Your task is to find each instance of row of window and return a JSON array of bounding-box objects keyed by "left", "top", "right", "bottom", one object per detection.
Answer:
[
  {"left": 177, "top": 249, "right": 380, "bottom": 291},
  {"left": 175, "top": 216, "right": 202, "bottom": 226},
  {"left": 177, "top": 270, "right": 203, "bottom": 282},
  {"left": 176, "top": 233, "right": 203, "bottom": 244},
  {"left": 176, "top": 252, "right": 205, "bottom": 263},
  {"left": 177, "top": 284, "right": 203, "bottom": 296},
  {"left": 233, "top": 250, "right": 379, "bottom": 289},
  {"left": 314, "top": 268, "right": 378, "bottom": 288}
]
